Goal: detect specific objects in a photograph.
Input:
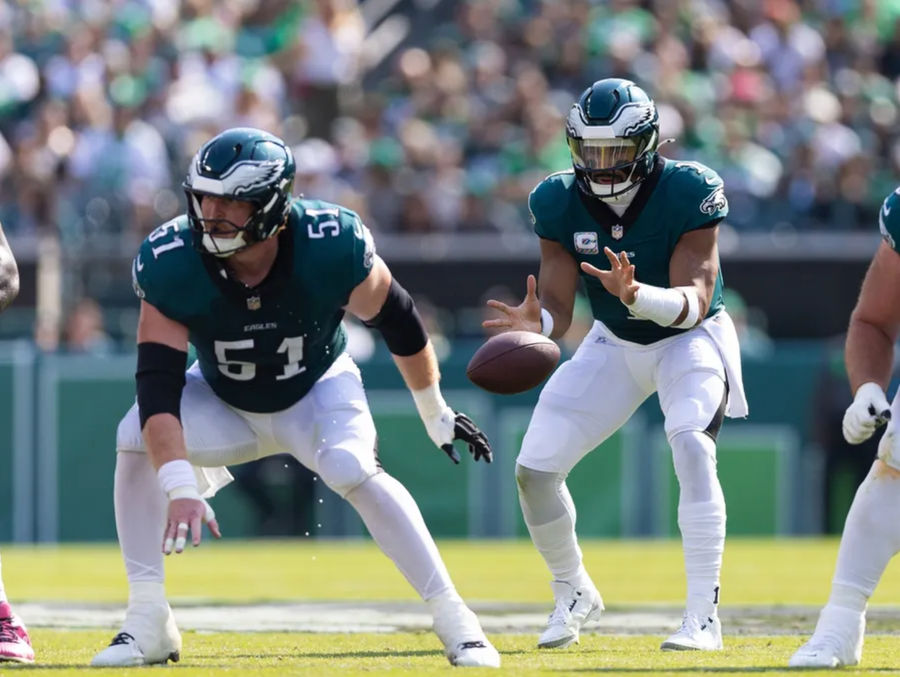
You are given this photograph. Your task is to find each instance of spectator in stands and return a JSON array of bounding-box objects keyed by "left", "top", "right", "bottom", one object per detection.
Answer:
[
  {"left": 64, "top": 297, "right": 113, "bottom": 355},
  {"left": 293, "top": 0, "right": 365, "bottom": 140},
  {"left": 0, "top": 0, "right": 899, "bottom": 308}
]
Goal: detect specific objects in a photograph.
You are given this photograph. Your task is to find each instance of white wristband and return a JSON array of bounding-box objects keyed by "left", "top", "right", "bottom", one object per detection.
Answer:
[
  {"left": 540, "top": 308, "right": 554, "bottom": 337},
  {"left": 626, "top": 284, "right": 688, "bottom": 328},
  {"left": 411, "top": 381, "right": 448, "bottom": 420},
  {"left": 157, "top": 459, "right": 198, "bottom": 498},
  {"left": 672, "top": 287, "right": 701, "bottom": 328}
]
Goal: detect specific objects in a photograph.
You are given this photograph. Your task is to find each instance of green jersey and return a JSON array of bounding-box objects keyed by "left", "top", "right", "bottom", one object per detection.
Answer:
[
  {"left": 529, "top": 156, "right": 728, "bottom": 345},
  {"left": 132, "top": 198, "right": 375, "bottom": 413},
  {"left": 879, "top": 187, "right": 900, "bottom": 254}
]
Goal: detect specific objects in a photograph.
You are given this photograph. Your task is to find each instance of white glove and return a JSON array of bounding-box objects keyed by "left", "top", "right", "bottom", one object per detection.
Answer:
[
  {"left": 420, "top": 404, "right": 456, "bottom": 449},
  {"left": 411, "top": 382, "right": 456, "bottom": 455},
  {"left": 843, "top": 382, "right": 892, "bottom": 444}
]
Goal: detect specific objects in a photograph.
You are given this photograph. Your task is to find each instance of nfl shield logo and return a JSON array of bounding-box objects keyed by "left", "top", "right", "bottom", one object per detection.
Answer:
[
  {"left": 612, "top": 224, "right": 624, "bottom": 240},
  {"left": 247, "top": 295, "right": 262, "bottom": 311}
]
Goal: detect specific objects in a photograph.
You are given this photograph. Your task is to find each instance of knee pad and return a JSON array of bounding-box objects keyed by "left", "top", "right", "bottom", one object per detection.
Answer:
[
  {"left": 116, "top": 403, "right": 145, "bottom": 452},
  {"left": 670, "top": 430, "right": 722, "bottom": 505},
  {"left": 317, "top": 446, "right": 378, "bottom": 498},
  {"left": 663, "top": 372, "right": 727, "bottom": 442},
  {"left": 515, "top": 464, "right": 569, "bottom": 525}
]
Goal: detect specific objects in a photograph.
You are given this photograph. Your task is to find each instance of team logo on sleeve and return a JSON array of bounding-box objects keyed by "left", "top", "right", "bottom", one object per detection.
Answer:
[
  {"left": 700, "top": 186, "right": 728, "bottom": 215},
  {"left": 131, "top": 256, "right": 145, "bottom": 299},
  {"left": 880, "top": 206, "right": 896, "bottom": 249},
  {"left": 574, "top": 231, "right": 599, "bottom": 254},
  {"left": 360, "top": 220, "right": 375, "bottom": 270}
]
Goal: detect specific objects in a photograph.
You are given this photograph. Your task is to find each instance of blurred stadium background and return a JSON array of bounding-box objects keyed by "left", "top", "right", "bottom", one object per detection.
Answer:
[{"left": 1, "top": 0, "right": 900, "bottom": 550}]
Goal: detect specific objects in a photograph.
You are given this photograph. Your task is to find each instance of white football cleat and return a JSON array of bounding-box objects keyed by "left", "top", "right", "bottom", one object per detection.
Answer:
[
  {"left": 432, "top": 600, "right": 500, "bottom": 668},
  {"left": 537, "top": 581, "right": 604, "bottom": 649},
  {"left": 660, "top": 613, "right": 723, "bottom": 651},
  {"left": 788, "top": 605, "right": 865, "bottom": 668},
  {"left": 91, "top": 602, "right": 181, "bottom": 667}
]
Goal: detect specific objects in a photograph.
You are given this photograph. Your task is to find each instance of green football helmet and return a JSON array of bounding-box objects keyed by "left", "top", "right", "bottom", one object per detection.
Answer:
[
  {"left": 183, "top": 127, "right": 295, "bottom": 257},
  {"left": 566, "top": 78, "right": 660, "bottom": 199}
]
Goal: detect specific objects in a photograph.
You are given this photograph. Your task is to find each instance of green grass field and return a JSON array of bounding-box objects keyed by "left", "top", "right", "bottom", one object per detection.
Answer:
[{"left": 3, "top": 538, "right": 900, "bottom": 675}]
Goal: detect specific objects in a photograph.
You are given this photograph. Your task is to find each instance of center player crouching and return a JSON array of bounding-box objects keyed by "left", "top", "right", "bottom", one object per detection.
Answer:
[
  {"left": 91, "top": 128, "right": 500, "bottom": 669},
  {"left": 485, "top": 79, "right": 748, "bottom": 652}
]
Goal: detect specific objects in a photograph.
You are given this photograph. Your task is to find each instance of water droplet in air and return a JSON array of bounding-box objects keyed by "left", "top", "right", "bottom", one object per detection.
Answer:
[
  {"left": 318, "top": 498, "right": 323, "bottom": 504},
  {"left": 317, "top": 523, "right": 322, "bottom": 528},
  {"left": 304, "top": 531, "right": 309, "bottom": 536}
]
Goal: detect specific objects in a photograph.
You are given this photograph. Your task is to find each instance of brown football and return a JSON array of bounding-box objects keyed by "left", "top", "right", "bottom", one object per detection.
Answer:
[{"left": 466, "top": 331, "right": 561, "bottom": 394}]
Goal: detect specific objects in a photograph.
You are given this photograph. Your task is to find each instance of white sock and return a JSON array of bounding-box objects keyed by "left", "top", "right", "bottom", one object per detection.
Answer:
[
  {"left": 0, "top": 551, "right": 6, "bottom": 603},
  {"left": 115, "top": 452, "right": 167, "bottom": 593},
  {"left": 344, "top": 472, "right": 453, "bottom": 601},
  {"left": 671, "top": 430, "right": 726, "bottom": 619},
  {"left": 828, "top": 463, "right": 900, "bottom": 613},
  {"left": 516, "top": 465, "right": 593, "bottom": 591},
  {"left": 678, "top": 500, "right": 725, "bottom": 618},
  {"left": 529, "top": 513, "right": 592, "bottom": 589}
]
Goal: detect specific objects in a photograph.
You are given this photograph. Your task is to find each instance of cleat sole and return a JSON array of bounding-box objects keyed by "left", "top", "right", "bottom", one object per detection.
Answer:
[
  {"left": 660, "top": 641, "right": 699, "bottom": 651},
  {"left": 537, "top": 635, "right": 578, "bottom": 650}
]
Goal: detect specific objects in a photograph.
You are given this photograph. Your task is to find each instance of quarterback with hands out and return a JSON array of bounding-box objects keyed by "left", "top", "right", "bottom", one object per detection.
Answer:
[
  {"left": 485, "top": 78, "right": 748, "bottom": 653},
  {"left": 790, "top": 187, "right": 900, "bottom": 668},
  {"left": 92, "top": 127, "right": 499, "bottom": 669}
]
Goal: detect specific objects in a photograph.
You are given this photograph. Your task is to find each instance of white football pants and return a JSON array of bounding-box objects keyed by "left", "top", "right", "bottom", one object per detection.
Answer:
[
  {"left": 517, "top": 319, "right": 733, "bottom": 617},
  {"left": 114, "top": 352, "right": 454, "bottom": 602}
]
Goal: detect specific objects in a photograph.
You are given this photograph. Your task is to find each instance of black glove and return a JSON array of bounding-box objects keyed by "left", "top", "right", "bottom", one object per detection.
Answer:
[{"left": 440, "top": 412, "right": 493, "bottom": 464}]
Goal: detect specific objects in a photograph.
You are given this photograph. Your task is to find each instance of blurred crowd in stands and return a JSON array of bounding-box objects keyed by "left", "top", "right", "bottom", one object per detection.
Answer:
[{"left": 0, "top": 0, "right": 899, "bottom": 250}]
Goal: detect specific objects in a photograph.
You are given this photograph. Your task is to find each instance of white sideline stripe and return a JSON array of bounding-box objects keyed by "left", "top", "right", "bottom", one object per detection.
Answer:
[{"left": 12, "top": 602, "right": 864, "bottom": 635}]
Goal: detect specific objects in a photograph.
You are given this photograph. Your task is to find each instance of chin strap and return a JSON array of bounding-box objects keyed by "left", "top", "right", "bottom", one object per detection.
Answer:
[{"left": 202, "top": 232, "right": 248, "bottom": 257}]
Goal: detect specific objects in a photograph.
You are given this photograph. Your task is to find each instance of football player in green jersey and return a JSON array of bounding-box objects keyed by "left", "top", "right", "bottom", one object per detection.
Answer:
[
  {"left": 91, "top": 128, "right": 500, "bottom": 669},
  {"left": 485, "top": 79, "right": 748, "bottom": 651},
  {"left": 0, "top": 223, "right": 33, "bottom": 665},
  {"left": 790, "top": 188, "right": 900, "bottom": 668}
]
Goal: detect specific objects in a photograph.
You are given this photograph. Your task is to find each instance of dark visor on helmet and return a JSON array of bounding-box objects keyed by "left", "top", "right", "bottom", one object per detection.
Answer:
[{"left": 568, "top": 137, "right": 639, "bottom": 184}]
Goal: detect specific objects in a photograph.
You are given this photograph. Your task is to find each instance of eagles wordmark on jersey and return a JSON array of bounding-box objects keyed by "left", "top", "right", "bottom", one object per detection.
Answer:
[{"left": 132, "top": 199, "right": 375, "bottom": 413}]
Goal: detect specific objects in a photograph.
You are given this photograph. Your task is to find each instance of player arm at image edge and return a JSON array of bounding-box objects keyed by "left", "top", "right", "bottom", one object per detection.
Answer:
[
  {"left": 0, "top": 222, "right": 19, "bottom": 312},
  {"left": 845, "top": 240, "right": 900, "bottom": 393}
]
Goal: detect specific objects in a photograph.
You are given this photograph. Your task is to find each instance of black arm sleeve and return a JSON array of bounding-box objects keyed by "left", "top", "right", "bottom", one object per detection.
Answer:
[
  {"left": 363, "top": 278, "right": 429, "bottom": 356},
  {"left": 136, "top": 342, "right": 188, "bottom": 429}
]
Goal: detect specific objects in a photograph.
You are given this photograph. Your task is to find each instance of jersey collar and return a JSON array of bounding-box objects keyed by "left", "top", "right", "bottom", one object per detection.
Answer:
[
  {"left": 576, "top": 154, "right": 664, "bottom": 238},
  {"left": 201, "top": 226, "right": 295, "bottom": 308}
]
